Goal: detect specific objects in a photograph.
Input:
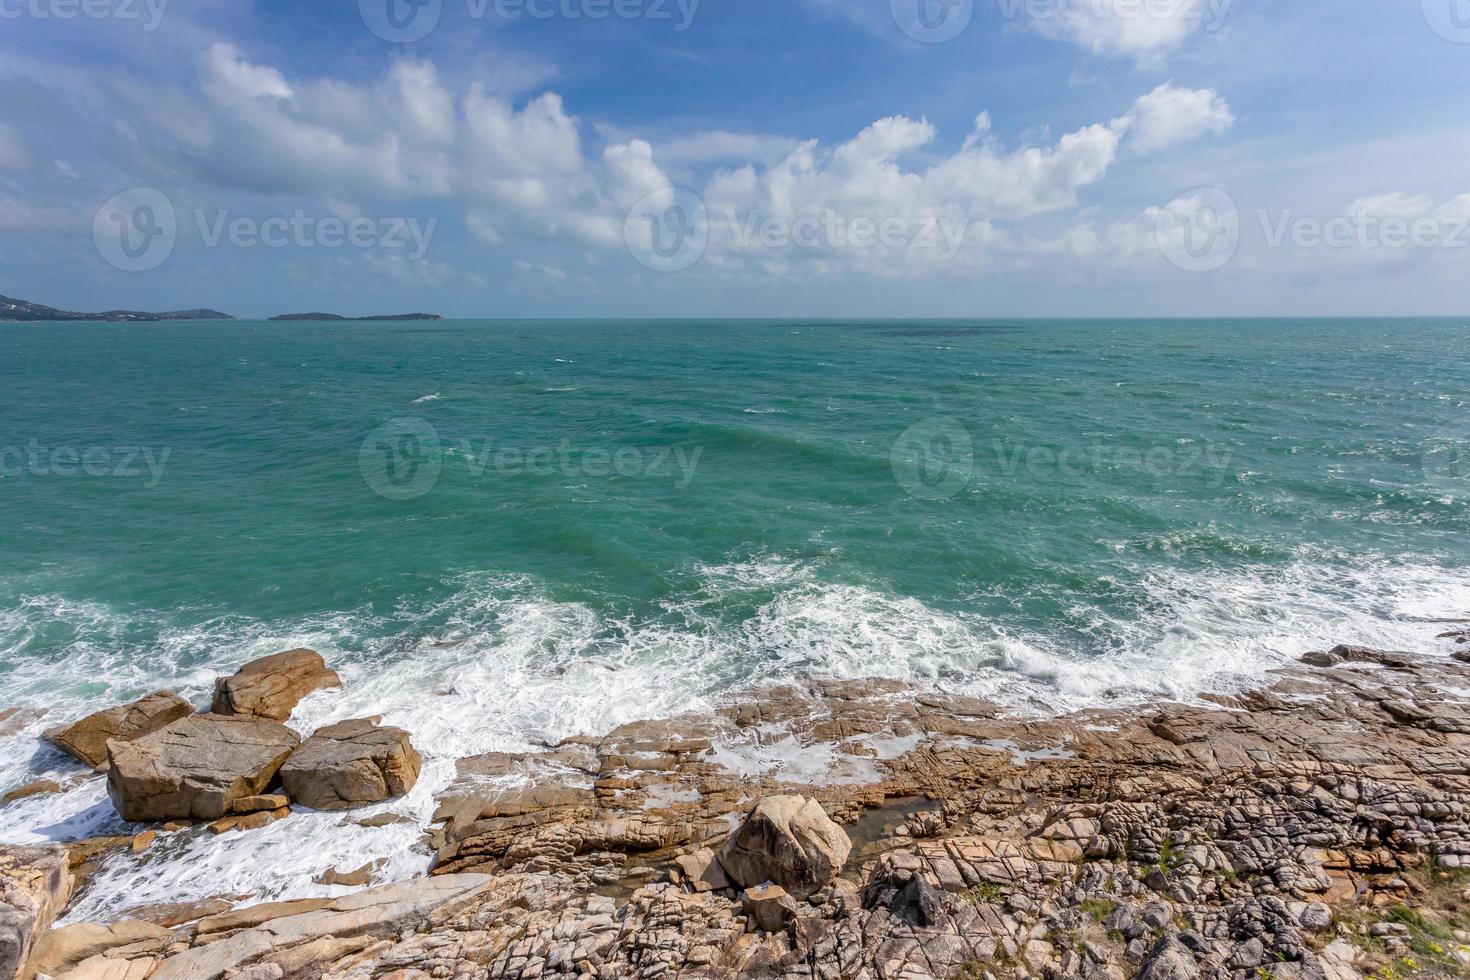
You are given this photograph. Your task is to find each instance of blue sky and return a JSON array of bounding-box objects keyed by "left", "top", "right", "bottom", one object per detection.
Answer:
[{"left": 2, "top": 0, "right": 1469, "bottom": 318}]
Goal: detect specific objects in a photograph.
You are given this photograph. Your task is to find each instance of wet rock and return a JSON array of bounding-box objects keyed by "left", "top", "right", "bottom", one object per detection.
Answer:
[
  {"left": 313, "top": 862, "right": 381, "bottom": 887},
  {"left": 211, "top": 649, "right": 341, "bottom": 722},
  {"left": 229, "top": 793, "right": 289, "bottom": 815},
  {"left": 1, "top": 781, "right": 62, "bottom": 807},
  {"left": 742, "top": 883, "right": 798, "bottom": 932},
  {"left": 106, "top": 715, "right": 300, "bottom": 822},
  {"left": 43, "top": 692, "right": 194, "bottom": 769},
  {"left": 278, "top": 718, "right": 421, "bottom": 811},
  {"left": 208, "top": 807, "right": 290, "bottom": 835},
  {"left": 0, "top": 709, "right": 46, "bottom": 739},
  {"left": 720, "top": 796, "right": 852, "bottom": 900},
  {"left": 0, "top": 845, "right": 72, "bottom": 980}
]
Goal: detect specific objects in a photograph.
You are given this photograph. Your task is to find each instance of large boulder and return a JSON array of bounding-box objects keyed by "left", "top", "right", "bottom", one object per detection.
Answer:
[
  {"left": 107, "top": 715, "right": 301, "bottom": 822},
  {"left": 44, "top": 692, "right": 195, "bottom": 769},
  {"left": 0, "top": 845, "right": 72, "bottom": 980},
  {"left": 719, "top": 796, "right": 852, "bottom": 900},
  {"left": 211, "top": 650, "right": 341, "bottom": 721},
  {"left": 279, "top": 719, "right": 421, "bottom": 811}
]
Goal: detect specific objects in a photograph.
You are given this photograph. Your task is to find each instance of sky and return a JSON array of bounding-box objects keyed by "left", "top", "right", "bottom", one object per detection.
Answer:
[{"left": 2, "top": 0, "right": 1469, "bottom": 319}]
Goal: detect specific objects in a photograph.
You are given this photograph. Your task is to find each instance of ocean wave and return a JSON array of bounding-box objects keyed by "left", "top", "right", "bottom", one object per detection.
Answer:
[{"left": 2, "top": 554, "right": 1468, "bottom": 919}]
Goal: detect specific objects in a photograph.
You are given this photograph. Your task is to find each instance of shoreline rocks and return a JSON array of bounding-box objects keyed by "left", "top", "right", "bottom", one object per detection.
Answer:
[
  {"left": 0, "top": 846, "right": 71, "bottom": 980},
  {"left": 720, "top": 796, "right": 852, "bottom": 900},
  {"left": 106, "top": 715, "right": 300, "bottom": 822},
  {"left": 42, "top": 691, "right": 194, "bottom": 770},
  {"left": 211, "top": 649, "right": 340, "bottom": 722},
  {"left": 12, "top": 639, "right": 1470, "bottom": 980},
  {"left": 278, "top": 718, "right": 421, "bottom": 811}
]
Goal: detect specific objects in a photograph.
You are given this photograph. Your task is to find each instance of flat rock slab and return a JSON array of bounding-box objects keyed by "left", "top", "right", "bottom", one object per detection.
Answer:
[
  {"left": 107, "top": 715, "right": 301, "bottom": 822},
  {"left": 44, "top": 692, "right": 195, "bottom": 769},
  {"left": 0, "top": 845, "right": 72, "bottom": 980},
  {"left": 279, "top": 718, "right": 421, "bottom": 811},
  {"left": 146, "top": 874, "right": 491, "bottom": 980},
  {"left": 211, "top": 649, "right": 341, "bottom": 722}
]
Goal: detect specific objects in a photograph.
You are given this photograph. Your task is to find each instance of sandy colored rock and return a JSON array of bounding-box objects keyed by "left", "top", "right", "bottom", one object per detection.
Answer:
[
  {"left": 1, "top": 781, "right": 62, "bottom": 808},
  {"left": 211, "top": 649, "right": 341, "bottom": 722},
  {"left": 720, "top": 796, "right": 852, "bottom": 900},
  {"left": 278, "top": 718, "right": 420, "bottom": 811},
  {"left": 106, "top": 715, "right": 300, "bottom": 822},
  {"left": 145, "top": 875, "right": 491, "bottom": 980},
  {"left": 741, "top": 883, "right": 798, "bottom": 932},
  {"left": 228, "top": 794, "right": 289, "bottom": 815},
  {"left": 0, "top": 845, "right": 72, "bottom": 980},
  {"left": 207, "top": 807, "right": 290, "bottom": 835},
  {"left": 0, "top": 709, "right": 46, "bottom": 739},
  {"left": 26, "top": 920, "right": 170, "bottom": 978},
  {"left": 675, "top": 847, "right": 732, "bottom": 893},
  {"left": 43, "top": 692, "right": 194, "bottom": 769}
]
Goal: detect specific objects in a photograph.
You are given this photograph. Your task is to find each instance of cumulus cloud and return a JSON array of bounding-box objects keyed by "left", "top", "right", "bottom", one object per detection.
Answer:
[
  {"left": 101, "top": 46, "right": 1235, "bottom": 282},
  {"left": 1121, "top": 83, "right": 1235, "bottom": 152},
  {"left": 1025, "top": 0, "right": 1226, "bottom": 62}
]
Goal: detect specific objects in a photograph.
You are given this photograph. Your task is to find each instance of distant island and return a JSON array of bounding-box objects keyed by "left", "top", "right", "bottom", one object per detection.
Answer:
[
  {"left": 269, "top": 313, "right": 443, "bottom": 322},
  {"left": 0, "top": 294, "right": 234, "bottom": 323}
]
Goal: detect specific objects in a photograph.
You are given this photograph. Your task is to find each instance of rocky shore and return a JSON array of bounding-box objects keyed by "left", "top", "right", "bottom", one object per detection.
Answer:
[{"left": 5, "top": 636, "right": 1470, "bottom": 979}]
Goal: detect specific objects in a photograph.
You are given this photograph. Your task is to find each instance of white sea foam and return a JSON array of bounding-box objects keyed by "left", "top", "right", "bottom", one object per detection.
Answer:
[
  {"left": 411, "top": 393, "right": 441, "bottom": 404},
  {"left": 2, "top": 554, "right": 1468, "bottom": 920}
]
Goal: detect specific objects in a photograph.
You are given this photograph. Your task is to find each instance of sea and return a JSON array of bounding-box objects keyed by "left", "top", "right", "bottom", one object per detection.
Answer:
[{"left": 1, "top": 317, "right": 1468, "bottom": 919}]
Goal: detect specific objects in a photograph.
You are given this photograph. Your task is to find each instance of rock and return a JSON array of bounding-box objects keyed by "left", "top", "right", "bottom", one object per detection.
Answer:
[
  {"left": 741, "top": 883, "right": 798, "bottom": 933},
  {"left": 1455, "top": 650, "right": 1470, "bottom": 665},
  {"left": 673, "top": 848, "right": 732, "bottom": 893},
  {"left": 208, "top": 807, "right": 290, "bottom": 835},
  {"left": 146, "top": 874, "right": 491, "bottom": 980},
  {"left": 719, "top": 796, "right": 852, "bottom": 900},
  {"left": 278, "top": 719, "right": 421, "bottom": 811},
  {"left": 129, "top": 831, "right": 156, "bottom": 854},
  {"left": 211, "top": 650, "right": 341, "bottom": 722},
  {"left": 353, "top": 812, "right": 414, "bottom": 828},
  {"left": 26, "top": 920, "right": 171, "bottom": 978},
  {"left": 43, "top": 692, "right": 195, "bottom": 769},
  {"left": 230, "top": 794, "right": 289, "bottom": 815},
  {"left": 1297, "top": 901, "right": 1333, "bottom": 932},
  {"left": 0, "top": 845, "right": 72, "bottom": 980},
  {"left": 106, "top": 715, "right": 300, "bottom": 822},
  {"left": 0, "top": 709, "right": 46, "bottom": 739},
  {"left": 313, "top": 863, "right": 380, "bottom": 888},
  {"left": 1, "top": 781, "right": 62, "bottom": 807},
  {"left": 1138, "top": 935, "right": 1199, "bottom": 980}
]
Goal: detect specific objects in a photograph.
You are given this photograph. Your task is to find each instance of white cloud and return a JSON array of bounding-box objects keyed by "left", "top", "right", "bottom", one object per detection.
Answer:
[
  {"left": 1026, "top": 0, "right": 1222, "bottom": 62},
  {"left": 1347, "top": 192, "right": 1434, "bottom": 219},
  {"left": 1121, "top": 83, "right": 1235, "bottom": 153},
  {"left": 99, "top": 46, "right": 1237, "bottom": 284}
]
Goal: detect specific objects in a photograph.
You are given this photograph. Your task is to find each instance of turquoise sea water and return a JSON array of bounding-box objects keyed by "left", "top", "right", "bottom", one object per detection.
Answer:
[{"left": 2, "top": 317, "right": 1469, "bottom": 915}]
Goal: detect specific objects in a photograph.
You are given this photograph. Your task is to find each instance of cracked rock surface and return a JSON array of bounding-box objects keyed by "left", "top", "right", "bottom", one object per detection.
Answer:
[{"left": 12, "top": 643, "right": 1470, "bottom": 979}]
